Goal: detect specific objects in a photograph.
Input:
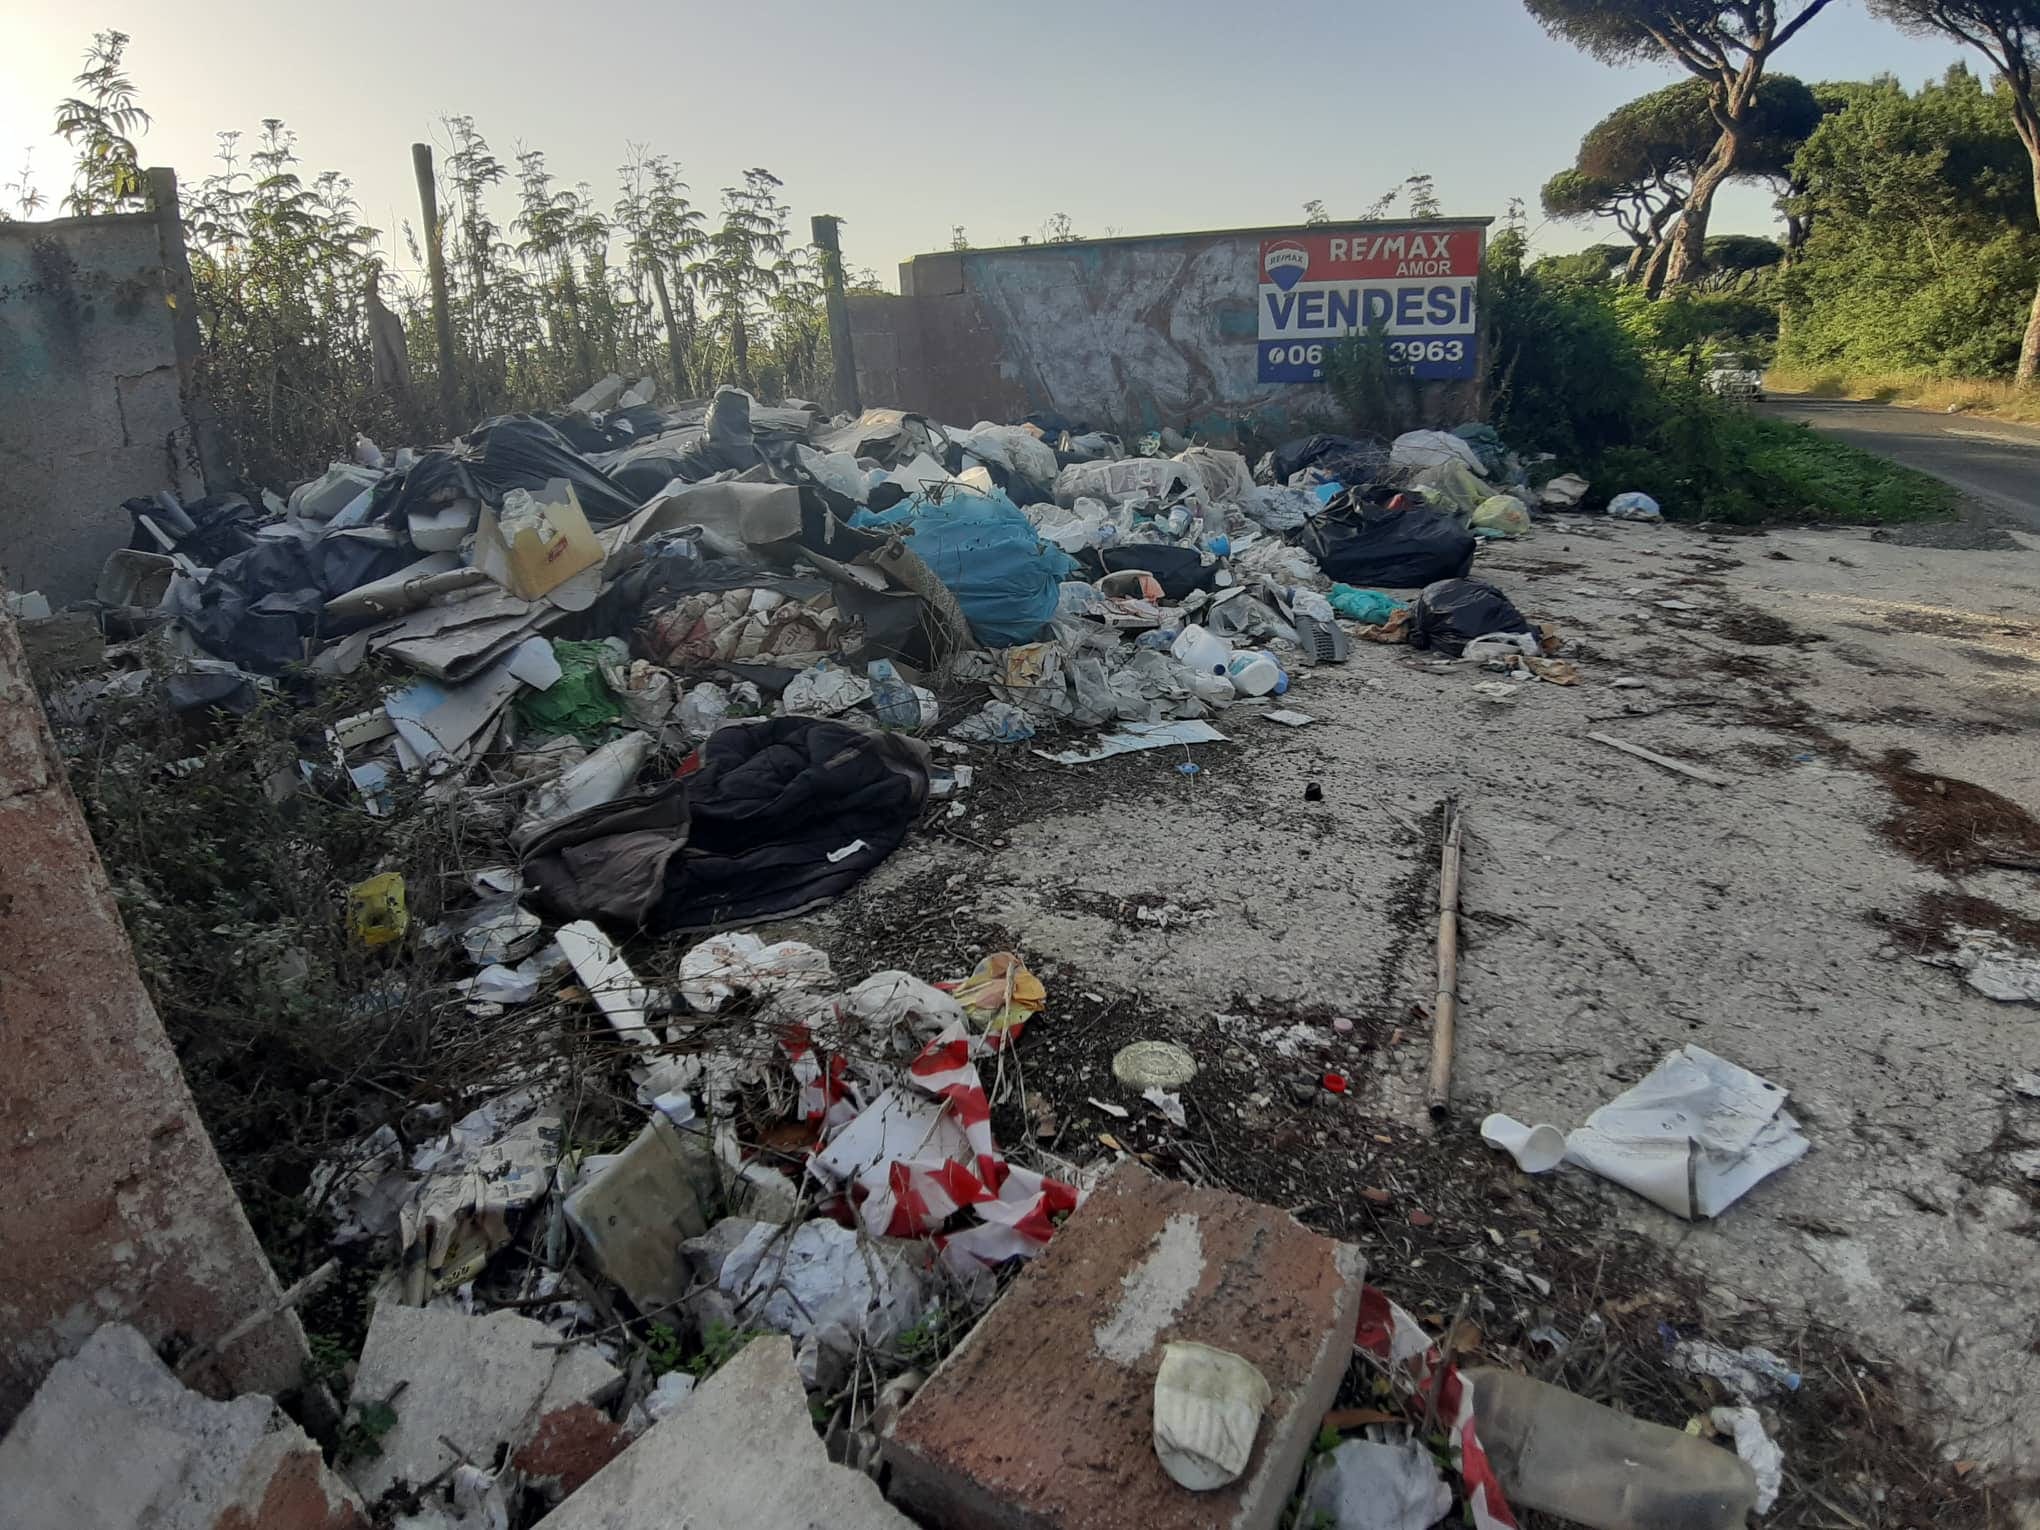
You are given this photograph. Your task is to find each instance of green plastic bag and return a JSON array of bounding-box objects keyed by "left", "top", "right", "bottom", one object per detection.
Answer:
[
  {"left": 512, "top": 638, "right": 625, "bottom": 742},
  {"left": 1328, "top": 585, "right": 1408, "bottom": 624}
]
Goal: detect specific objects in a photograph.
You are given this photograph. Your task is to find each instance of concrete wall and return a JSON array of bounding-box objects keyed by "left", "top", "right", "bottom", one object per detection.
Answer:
[
  {"left": 0, "top": 606, "right": 308, "bottom": 1429},
  {"left": 855, "top": 221, "right": 1489, "bottom": 440},
  {"left": 0, "top": 188, "right": 208, "bottom": 604}
]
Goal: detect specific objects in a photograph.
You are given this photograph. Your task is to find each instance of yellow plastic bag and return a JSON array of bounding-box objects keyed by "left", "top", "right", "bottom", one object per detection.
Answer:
[
  {"left": 349, "top": 872, "right": 409, "bottom": 947},
  {"left": 948, "top": 952, "right": 1045, "bottom": 1049},
  {"left": 1472, "top": 494, "right": 1532, "bottom": 538}
]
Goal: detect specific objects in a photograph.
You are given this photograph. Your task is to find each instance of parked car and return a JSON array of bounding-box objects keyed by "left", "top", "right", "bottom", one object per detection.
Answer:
[{"left": 1706, "top": 355, "right": 1766, "bottom": 403}]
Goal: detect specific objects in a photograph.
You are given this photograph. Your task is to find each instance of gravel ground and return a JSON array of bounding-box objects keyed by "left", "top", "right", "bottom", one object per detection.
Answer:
[{"left": 779, "top": 516, "right": 2040, "bottom": 1504}]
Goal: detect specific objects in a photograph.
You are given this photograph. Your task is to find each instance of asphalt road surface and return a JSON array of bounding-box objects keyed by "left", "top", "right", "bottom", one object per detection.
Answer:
[{"left": 1764, "top": 394, "right": 2040, "bottom": 532}]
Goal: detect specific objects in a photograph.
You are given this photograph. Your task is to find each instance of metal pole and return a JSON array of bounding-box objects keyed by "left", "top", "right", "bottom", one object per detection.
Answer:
[
  {"left": 810, "top": 214, "right": 861, "bottom": 415},
  {"left": 412, "top": 143, "right": 460, "bottom": 433}
]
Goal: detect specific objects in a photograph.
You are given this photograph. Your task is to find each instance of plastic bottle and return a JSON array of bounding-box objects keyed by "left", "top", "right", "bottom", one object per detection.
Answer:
[
  {"left": 1226, "top": 651, "right": 1284, "bottom": 698},
  {"left": 1463, "top": 1368, "right": 1757, "bottom": 1530},
  {"left": 1171, "top": 624, "right": 1231, "bottom": 679}
]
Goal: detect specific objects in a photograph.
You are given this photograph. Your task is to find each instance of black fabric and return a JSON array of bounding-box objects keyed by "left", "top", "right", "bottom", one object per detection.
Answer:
[
  {"left": 1410, "top": 578, "right": 1532, "bottom": 656},
  {"left": 516, "top": 718, "right": 929, "bottom": 934},
  {"left": 164, "top": 538, "right": 330, "bottom": 671},
  {"left": 384, "top": 414, "right": 643, "bottom": 531},
  {"left": 1078, "top": 544, "right": 1217, "bottom": 600},
  {"left": 654, "top": 718, "right": 929, "bottom": 934},
  {"left": 1293, "top": 503, "right": 1476, "bottom": 588},
  {"left": 519, "top": 782, "right": 692, "bottom": 928}
]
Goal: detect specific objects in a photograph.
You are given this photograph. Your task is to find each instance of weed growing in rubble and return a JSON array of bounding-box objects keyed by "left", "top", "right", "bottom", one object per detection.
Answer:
[{"left": 57, "top": 660, "right": 554, "bottom": 1275}]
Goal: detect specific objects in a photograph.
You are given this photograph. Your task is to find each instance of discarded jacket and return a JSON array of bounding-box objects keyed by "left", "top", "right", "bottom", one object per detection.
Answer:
[
  {"left": 1294, "top": 502, "right": 1476, "bottom": 589},
  {"left": 1410, "top": 578, "right": 1533, "bottom": 656},
  {"left": 519, "top": 718, "right": 930, "bottom": 934},
  {"left": 1079, "top": 544, "right": 1218, "bottom": 601}
]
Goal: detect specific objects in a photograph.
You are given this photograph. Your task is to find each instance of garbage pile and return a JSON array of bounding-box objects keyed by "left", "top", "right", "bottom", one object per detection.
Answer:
[{"left": 9, "top": 374, "right": 1743, "bottom": 1529}]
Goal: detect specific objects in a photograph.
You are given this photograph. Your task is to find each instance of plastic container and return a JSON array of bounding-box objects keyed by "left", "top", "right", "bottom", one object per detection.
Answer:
[
  {"left": 1171, "top": 624, "right": 1231, "bottom": 679},
  {"left": 1226, "top": 651, "right": 1284, "bottom": 698},
  {"left": 1464, "top": 1367, "right": 1757, "bottom": 1530}
]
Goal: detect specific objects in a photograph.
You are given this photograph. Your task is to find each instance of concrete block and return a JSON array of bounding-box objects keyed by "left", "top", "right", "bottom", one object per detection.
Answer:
[
  {"left": 344, "top": 1303, "right": 622, "bottom": 1500},
  {"left": 564, "top": 1115, "right": 712, "bottom": 1311},
  {"left": 0, "top": 1322, "right": 362, "bottom": 1530},
  {"left": 884, "top": 1163, "right": 1366, "bottom": 1530},
  {"left": 532, "top": 1335, "right": 911, "bottom": 1528}
]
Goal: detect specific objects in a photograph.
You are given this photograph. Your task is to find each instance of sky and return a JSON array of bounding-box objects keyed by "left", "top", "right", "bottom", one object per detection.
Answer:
[{"left": 0, "top": 0, "right": 1979, "bottom": 292}]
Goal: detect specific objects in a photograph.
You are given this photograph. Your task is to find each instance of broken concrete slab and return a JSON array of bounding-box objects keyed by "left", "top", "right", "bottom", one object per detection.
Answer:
[
  {"left": 344, "top": 1303, "right": 622, "bottom": 1501},
  {"left": 531, "top": 1335, "right": 911, "bottom": 1529},
  {"left": 564, "top": 1114, "right": 715, "bottom": 1311},
  {"left": 884, "top": 1162, "right": 1365, "bottom": 1530},
  {"left": 0, "top": 1322, "right": 363, "bottom": 1530}
]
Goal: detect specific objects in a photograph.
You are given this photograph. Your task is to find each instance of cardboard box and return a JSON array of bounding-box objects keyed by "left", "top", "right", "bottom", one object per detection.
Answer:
[{"left": 474, "top": 478, "right": 604, "bottom": 605}]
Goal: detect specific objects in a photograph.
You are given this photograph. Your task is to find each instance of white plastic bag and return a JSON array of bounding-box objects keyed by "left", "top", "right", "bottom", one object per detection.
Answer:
[
  {"left": 1608, "top": 490, "right": 1663, "bottom": 521},
  {"left": 1391, "top": 430, "right": 1488, "bottom": 477}
]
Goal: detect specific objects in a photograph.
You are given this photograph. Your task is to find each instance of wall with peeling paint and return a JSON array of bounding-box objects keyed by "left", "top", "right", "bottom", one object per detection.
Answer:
[
  {"left": 858, "top": 221, "right": 1490, "bottom": 441},
  {"left": 0, "top": 212, "right": 202, "bottom": 603}
]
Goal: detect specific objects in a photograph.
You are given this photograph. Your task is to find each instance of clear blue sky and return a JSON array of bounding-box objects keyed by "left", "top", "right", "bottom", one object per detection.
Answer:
[{"left": 0, "top": 0, "right": 1976, "bottom": 289}]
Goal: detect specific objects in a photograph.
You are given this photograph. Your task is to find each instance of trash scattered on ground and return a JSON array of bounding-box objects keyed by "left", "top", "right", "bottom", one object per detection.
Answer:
[
  {"left": 1480, "top": 1113, "right": 1566, "bottom": 1173},
  {"left": 28, "top": 359, "right": 1883, "bottom": 1527},
  {"left": 1918, "top": 928, "right": 2040, "bottom": 1003},
  {"left": 1152, "top": 1341, "right": 1272, "bottom": 1491},
  {"left": 1608, "top": 491, "right": 1664, "bottom": 522},
  {"left": 1468, "top": 1366, "right": 1757, "bottom": 1530},
  {"left": 1673, "top": 1340, "right": 1802, "bottom": 1402},
  {"left": 1112, "top": 1040, "right": 1199, "bottom": 1089},
  {"left": 1302, "top": 1437, "right": 1453, "bottom": 1530},
  {"left": 1565, "top": 1045, "right": 1809, "bottom": 1218}
]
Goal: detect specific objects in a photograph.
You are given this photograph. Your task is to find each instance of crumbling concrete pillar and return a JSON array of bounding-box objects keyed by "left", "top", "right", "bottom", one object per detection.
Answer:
[{"left": 0, "top": 606, "right": 310, "bottom": 1430}]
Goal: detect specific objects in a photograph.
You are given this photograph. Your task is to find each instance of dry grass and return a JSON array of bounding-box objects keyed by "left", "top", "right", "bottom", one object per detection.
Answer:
[{"left": 1767, "top": 366, "right": 2040, "bottom": 426}]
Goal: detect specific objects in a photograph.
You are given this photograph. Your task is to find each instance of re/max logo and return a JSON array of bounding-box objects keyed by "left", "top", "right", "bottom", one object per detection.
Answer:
[{"left": 1325, "top": 232, "right": 1459, "bottom": 263}]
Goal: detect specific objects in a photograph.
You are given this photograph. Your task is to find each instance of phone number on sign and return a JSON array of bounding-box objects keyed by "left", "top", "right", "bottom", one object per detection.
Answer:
[{"left": 1264, "top": 339, "right": 1467, "bottom": 368}]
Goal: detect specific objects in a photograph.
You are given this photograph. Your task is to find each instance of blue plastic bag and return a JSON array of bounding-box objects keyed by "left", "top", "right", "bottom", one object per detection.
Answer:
[{"left": 852, "top": 489, "right": 1077, "bottom": 647}]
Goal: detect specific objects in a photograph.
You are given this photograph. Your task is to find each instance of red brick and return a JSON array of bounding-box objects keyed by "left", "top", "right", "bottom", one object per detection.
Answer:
[{"left": 884, "top": 1163, "right": 1365, "bottom": 1530}]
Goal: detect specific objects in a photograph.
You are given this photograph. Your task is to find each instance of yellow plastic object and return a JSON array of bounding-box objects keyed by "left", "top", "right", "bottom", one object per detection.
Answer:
[
  {"left": 348, "top": 872, "right": 409, "bottom": 947},
  {"left": 949, "top": 952, "right": 1045, "bottom": 1048},
  {"left": 1472, "top": 494, "right": 1533, "bottom": 538}
]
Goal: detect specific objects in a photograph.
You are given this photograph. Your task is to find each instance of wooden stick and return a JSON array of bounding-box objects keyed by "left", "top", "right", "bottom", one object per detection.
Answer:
[
  {"left": 1426, "top": 805, "right": 1465, "bottom": 1119},
  {"left": 1586, "top": 730, "right": 1733, "bottom": 787},
  {"left": 176, "top": 1258, "right": 338, "bottom": 1379}
]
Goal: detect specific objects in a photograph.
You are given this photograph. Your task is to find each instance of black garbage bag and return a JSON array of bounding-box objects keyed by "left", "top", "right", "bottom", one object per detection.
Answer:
[
  {"left": 517, "top": 719, "right": 930, "bottom": 933},
  {"left": 1410, "top": 578, "right": 1532, "bottom": 656},
  {"left": 1295, "top": 503, "right": 1476, "bottom": 588},
  {"left": 1078, "top": 544, "right": 1217, "bottom": 600},
  {"left": 124, "top": 493, "right": 262, "bottom": 565},
  {"left": 1267, "top": 433, "right": 1392, "bottom": 487},
  {"left": 385, "top": 413, "right": 643, "bottom": 532},
  {"left": 163, "top": 538, "right": 329, "bottom": 672}
]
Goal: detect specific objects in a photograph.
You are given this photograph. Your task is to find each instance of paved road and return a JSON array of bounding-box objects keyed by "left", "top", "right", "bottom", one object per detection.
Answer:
[{"left": 1763, "top": 394, "right": 2040, "bottom": 532}]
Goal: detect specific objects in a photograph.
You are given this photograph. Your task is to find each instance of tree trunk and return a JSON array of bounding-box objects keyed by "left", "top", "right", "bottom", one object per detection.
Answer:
[
  {"left": 1624, "top": 238, "right": 1651, "bottom": 285},
  {"left": 731, "top": 307, "right": 752, "bottom": 392},
  {"left": 1665, "top": 142, "right": 1737, "bottom": 288},
  {"left": 648, "top": 263, "right": 690, "bottom": 397},
  {"left": 1640, "top": 231, "right": 1676, "bottom": 299},
  {"left": 2023, "top": 154, "right": 2040, "bottom": 386}
]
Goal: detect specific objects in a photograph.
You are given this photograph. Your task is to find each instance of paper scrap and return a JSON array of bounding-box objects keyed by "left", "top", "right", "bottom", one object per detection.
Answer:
[{"left": 1038, "top": 720, "right": 1227, "bottom": 766}]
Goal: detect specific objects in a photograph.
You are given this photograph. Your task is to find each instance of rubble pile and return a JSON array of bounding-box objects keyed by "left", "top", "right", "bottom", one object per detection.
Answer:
[{"left": 7, "top": 375, "right": 1798, "bottom": 1530}]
